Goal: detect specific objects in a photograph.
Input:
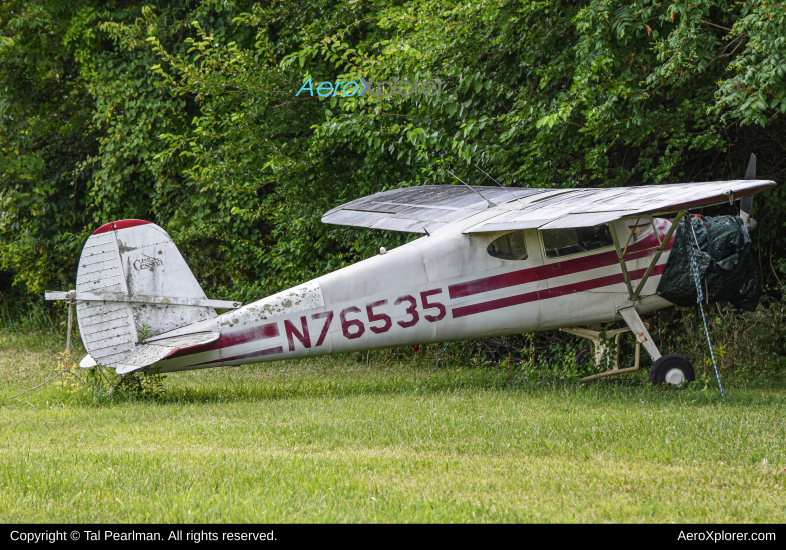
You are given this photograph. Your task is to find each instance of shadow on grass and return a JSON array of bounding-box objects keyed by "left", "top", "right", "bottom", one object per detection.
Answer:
[
  {"left": 61, "top": 366, "right": 505, "bottom": 406},
  {"left": 34, "top": 360, "right": 786, "bottom": 410},
  {"left": 5, "top": 337, "right": 786, "bottom": 409}
]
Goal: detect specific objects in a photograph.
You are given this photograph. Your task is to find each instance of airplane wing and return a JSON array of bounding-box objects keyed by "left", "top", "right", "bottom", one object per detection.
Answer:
[
  {"left": 321, "top": 185, "right": 546, "bottom": 234},
  {"left": 321, "top": 180, "right": 775, "bottom": 234},
  {"left": 465, "top": 179, "right": 775, "bottom": 233}
]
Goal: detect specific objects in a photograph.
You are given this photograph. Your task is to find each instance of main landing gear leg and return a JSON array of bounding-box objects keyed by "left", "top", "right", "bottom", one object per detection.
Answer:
[
  {"left": 618, "top": 306, "right": 694, "bottom": 386},
  {"left": 617, "top": 306, "right": 661, "bottom": 361}
]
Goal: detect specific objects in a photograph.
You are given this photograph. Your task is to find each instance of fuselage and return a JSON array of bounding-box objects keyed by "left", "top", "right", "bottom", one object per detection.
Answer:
[{"left": 147, "top": 213, "right": 675, "bottom": 373}]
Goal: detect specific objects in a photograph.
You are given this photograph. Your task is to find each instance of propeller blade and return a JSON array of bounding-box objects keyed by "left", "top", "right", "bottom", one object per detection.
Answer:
[
  {"left": 744, "top": 152, "right": 757, "bottom": 180},
  {"left": 740, "top": 153, "right": 756, "bottom": 229}
]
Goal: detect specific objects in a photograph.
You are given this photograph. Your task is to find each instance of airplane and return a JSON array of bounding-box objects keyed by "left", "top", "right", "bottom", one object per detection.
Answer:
[{"left": 45, "top": 156, "right": 775, "bottom": 386}]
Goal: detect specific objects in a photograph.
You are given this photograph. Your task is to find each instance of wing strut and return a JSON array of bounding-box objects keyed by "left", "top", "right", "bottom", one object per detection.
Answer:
[
  {"left": 630, "top": 211, "right": 684, "bottom": 301},
  {"left": 609, "top": 221, "right": 635, "bottom": 299},
  {"left": 609, "top": 211, "right": 685, "bottom": 301}
]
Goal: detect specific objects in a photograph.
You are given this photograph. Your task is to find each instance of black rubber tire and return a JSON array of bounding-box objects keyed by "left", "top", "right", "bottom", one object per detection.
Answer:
[{"left": 649, "top": 354, "right": 695, "bottom": 386}]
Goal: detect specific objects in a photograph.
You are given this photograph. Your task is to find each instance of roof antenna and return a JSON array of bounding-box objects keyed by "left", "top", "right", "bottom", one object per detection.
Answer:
[
  {"left": 473, "top": 163, "right": 525, "bottom": 208},
  {"left": 445, "top": 169, "right": 496, "bottom": 208}
]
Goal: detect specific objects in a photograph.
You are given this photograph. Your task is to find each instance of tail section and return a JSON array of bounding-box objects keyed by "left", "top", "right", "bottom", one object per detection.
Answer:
[
  {"left": 115, "top": 331, "right": 220, "bottom": 374},
  {"left": 75, "top": 220, "right": 219, "bottom": 369}
]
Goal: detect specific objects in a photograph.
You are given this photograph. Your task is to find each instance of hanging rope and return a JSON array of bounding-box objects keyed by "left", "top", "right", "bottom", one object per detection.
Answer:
[
  {"left": 432, "top": 341, "right": 450, "bottom": 370},
  {"left": 3, "top": 291, "right": 116, "bottom": 403},
  {"left": 3, "top": 371, "right": 68, "bottom": 402},
  {"left": 685, "top": 216, "right": 726, "bottom": 400}
]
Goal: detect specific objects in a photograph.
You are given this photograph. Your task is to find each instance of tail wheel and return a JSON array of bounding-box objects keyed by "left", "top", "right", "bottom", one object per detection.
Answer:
[{"left": 649, "top": 354, "right": 695, "bottom": 386}]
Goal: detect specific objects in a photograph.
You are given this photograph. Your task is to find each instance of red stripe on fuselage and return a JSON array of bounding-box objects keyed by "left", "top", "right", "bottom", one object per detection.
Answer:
[
  {"left": 452, "top": 264, "right": 666, "bottom": 318},
  {"left": 165, "top": 322, "right": 279, "bottom": 360},
  {"left": 449, "top": 230, "right": 672, "bottom": 299},
  {"left": 164, "top": 229, "right": 673, "bottom": 361}
]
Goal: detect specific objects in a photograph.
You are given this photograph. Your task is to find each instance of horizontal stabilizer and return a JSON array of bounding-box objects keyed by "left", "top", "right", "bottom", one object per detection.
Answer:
[
  {"left": 115, "top": 331, "right": 219, "bottom": 375},
  {"left": 46, "top": 290, "right": 240, "bottom": 309}
]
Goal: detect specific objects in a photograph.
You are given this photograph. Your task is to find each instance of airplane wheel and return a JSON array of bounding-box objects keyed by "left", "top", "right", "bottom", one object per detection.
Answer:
[{"left": 649, "top": 354, "right": 695, "bottom": 386}]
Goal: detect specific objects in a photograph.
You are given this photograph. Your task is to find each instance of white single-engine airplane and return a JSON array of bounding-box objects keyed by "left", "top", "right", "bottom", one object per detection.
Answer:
[{"left": 46, "top": 156, "right": 775, "bottom": 386}]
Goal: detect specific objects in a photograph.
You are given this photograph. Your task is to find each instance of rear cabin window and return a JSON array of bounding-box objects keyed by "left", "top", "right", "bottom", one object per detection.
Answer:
[
  {"left": 487, "top": 231, "right": 528, "bottom": 261},
  {"left": 541, "top": 224, "right": 614, "bottom": 259}
]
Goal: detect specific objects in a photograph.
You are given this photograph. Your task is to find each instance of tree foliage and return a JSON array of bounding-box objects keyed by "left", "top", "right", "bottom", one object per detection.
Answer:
[{"left": 2, "top": 0, "right": 785, "bottom": 304}]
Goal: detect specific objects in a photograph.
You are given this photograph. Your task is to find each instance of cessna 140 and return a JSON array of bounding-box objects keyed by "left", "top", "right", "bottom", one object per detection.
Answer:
[{"left": 46, "top": 156, "right": 775, "bottom": 386}]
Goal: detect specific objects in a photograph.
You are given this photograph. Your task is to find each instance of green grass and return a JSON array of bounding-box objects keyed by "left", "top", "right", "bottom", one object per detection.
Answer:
[{"left": 1, "top": 330, "right": 785, "bottom": 523}]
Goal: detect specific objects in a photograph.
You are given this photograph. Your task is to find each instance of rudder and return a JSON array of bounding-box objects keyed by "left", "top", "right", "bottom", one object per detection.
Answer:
[{"left": 75, "top": 220, "right": 217, "bottom": 369}]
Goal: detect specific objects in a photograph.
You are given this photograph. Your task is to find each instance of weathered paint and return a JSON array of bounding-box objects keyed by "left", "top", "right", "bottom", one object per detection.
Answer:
[
  {"left": 74, "top": 230, "right": 138, "bottom": 367},
  {"left": 74, "top": 222, "right": 219, "bottom": 368},
  {"left": 46, "top": 291, "right": 240, "bottom": 309}
]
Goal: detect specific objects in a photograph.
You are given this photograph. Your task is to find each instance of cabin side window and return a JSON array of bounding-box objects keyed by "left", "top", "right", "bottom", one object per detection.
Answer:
[
  {"left": 487, "top": 231, "right": 528, "bottom": 261},
  {"left": 541, "top": 224, "right": 614, "bottom": 259}
]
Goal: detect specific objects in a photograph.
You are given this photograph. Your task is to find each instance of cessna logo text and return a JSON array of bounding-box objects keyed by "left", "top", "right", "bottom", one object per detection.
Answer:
[
  {"left": 133, "top": 254, "right": 164, "bottom": 271},
  {"left": 296, "top": 77, "right": 445, "bottom": 98}
]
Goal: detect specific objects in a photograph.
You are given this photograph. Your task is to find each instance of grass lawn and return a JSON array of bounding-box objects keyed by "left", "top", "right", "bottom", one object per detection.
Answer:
[{"left": 1, "top": 329, "right": 785, "bottom": 523}]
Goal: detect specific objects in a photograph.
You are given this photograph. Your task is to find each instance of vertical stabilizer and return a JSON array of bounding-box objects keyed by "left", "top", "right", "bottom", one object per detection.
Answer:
[{"left": 75, "top": 220, "right": 216, "bottom": 368}]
